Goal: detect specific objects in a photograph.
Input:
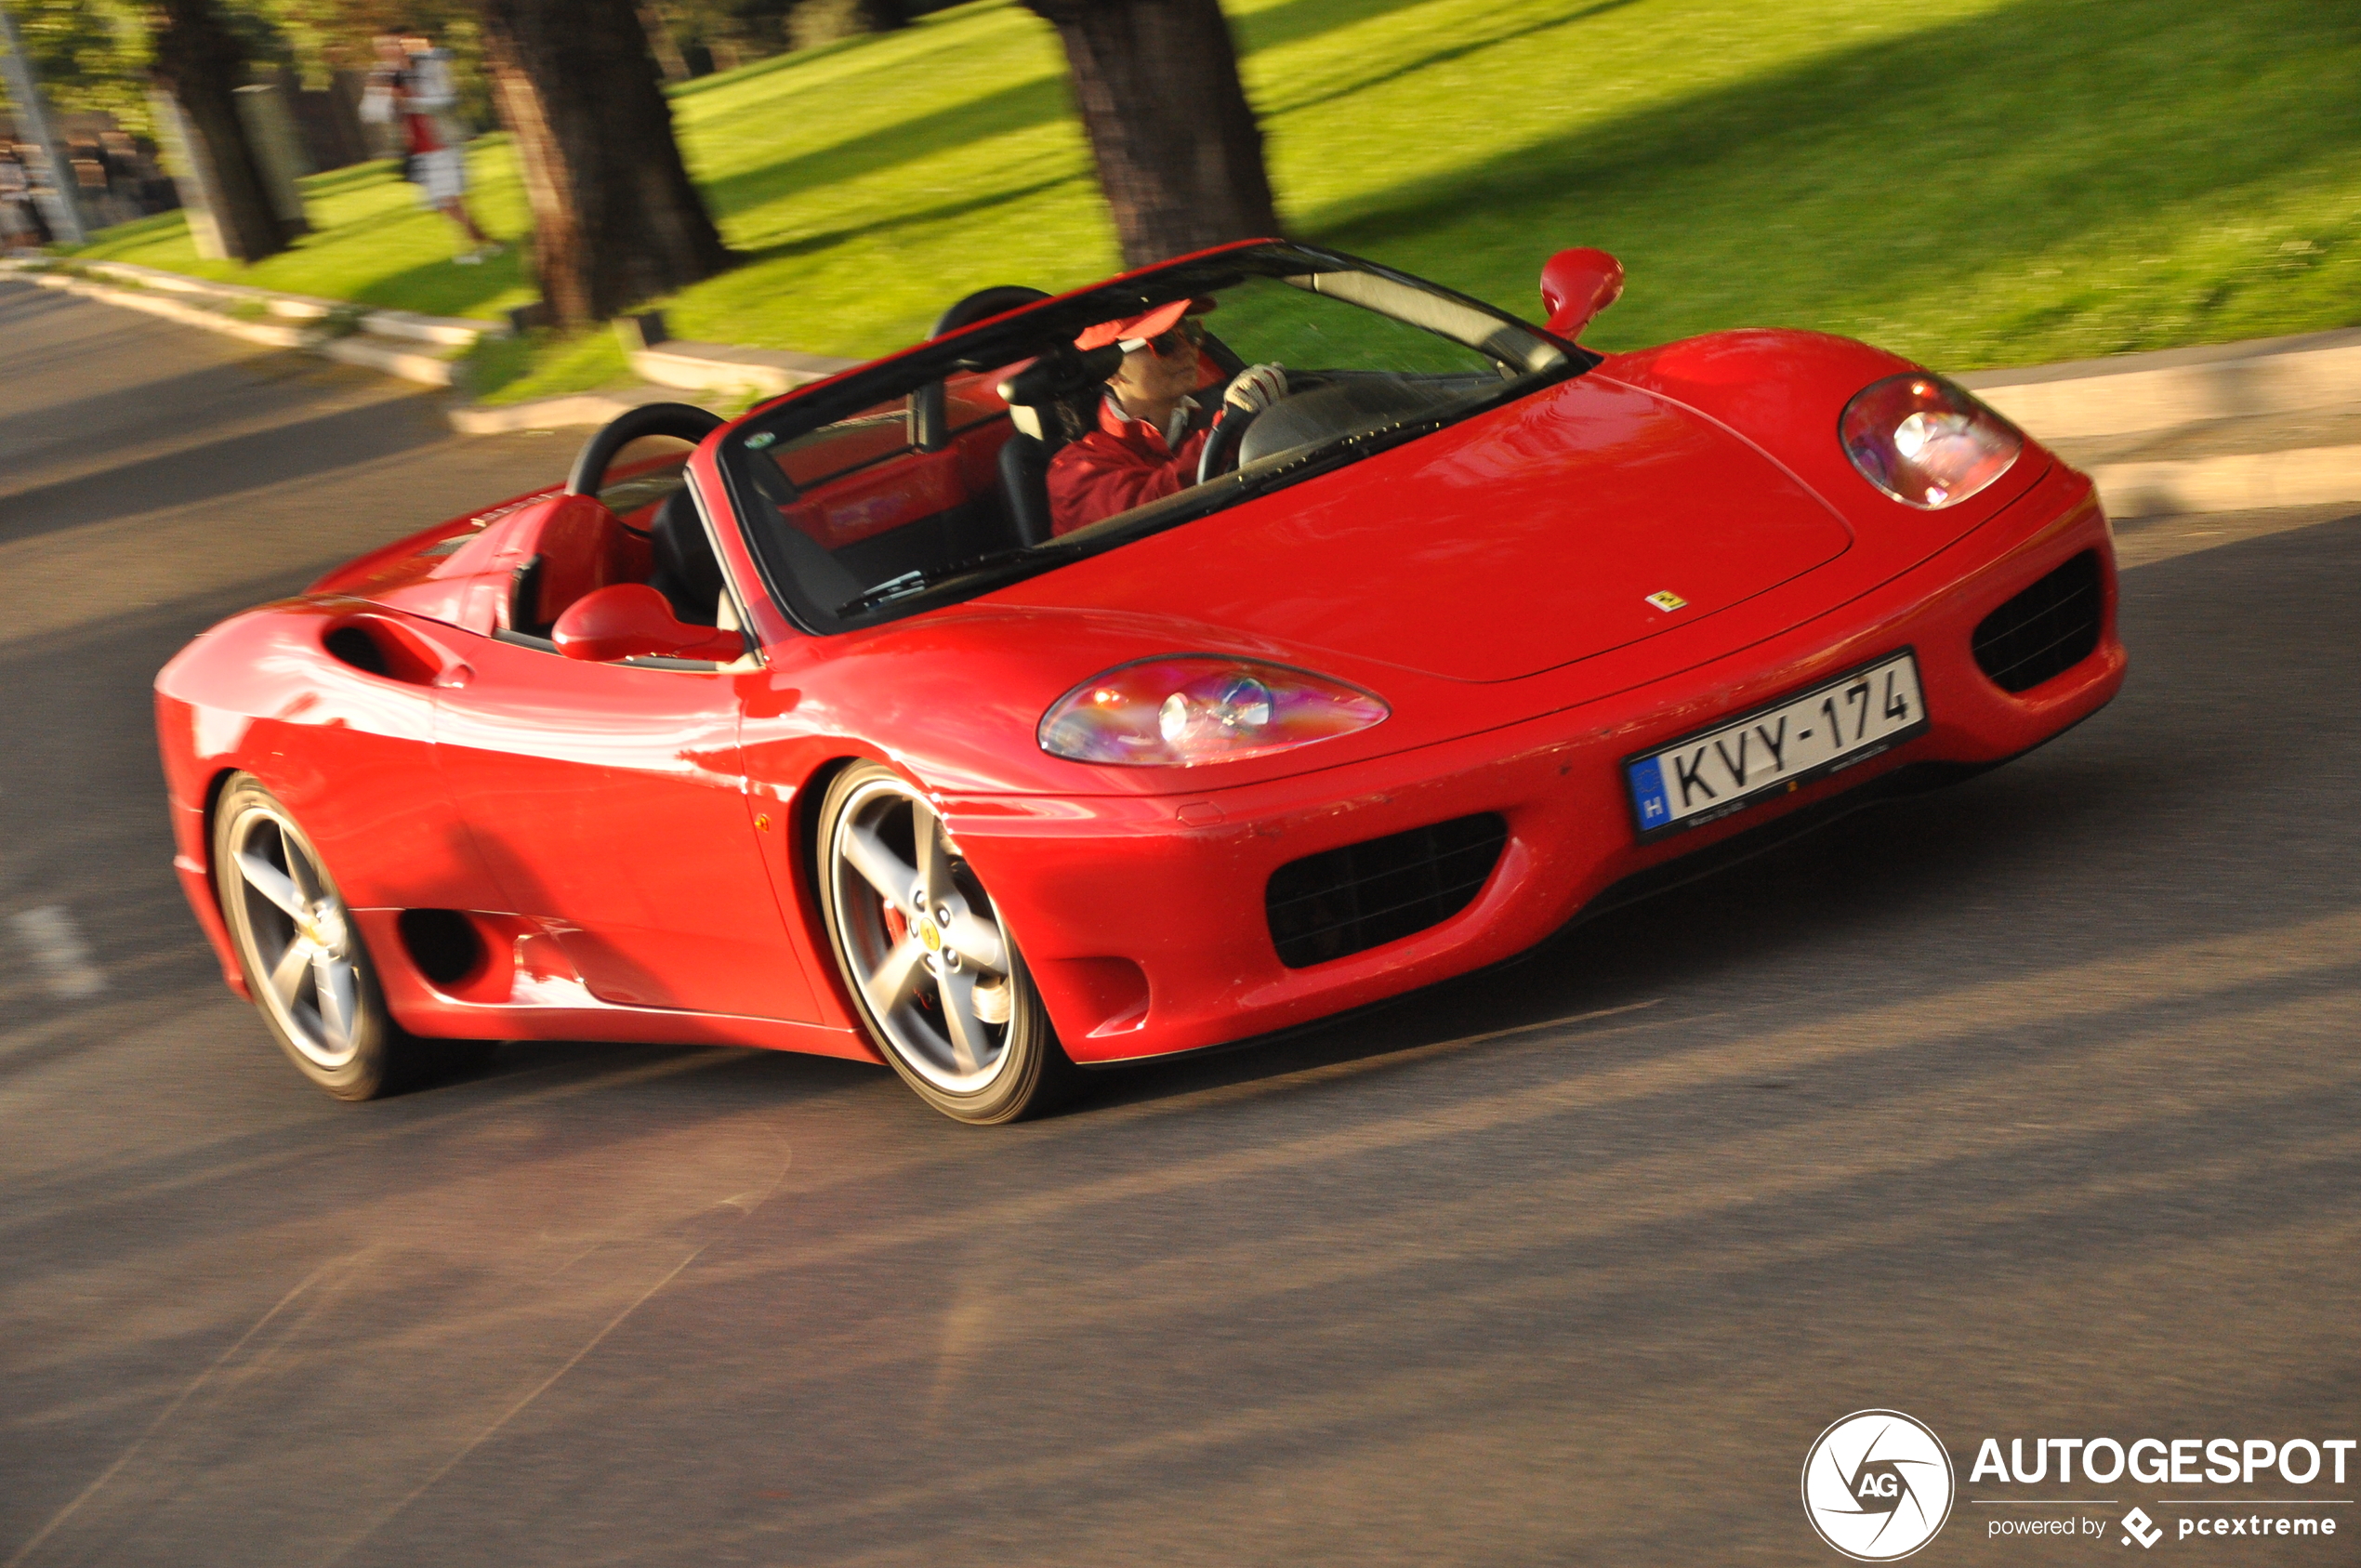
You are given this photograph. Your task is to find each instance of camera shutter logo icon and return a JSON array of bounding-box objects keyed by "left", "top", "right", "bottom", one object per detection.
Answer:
[{"left": 1801, "top": 1410, "right": 1957, "bottom": 1561}]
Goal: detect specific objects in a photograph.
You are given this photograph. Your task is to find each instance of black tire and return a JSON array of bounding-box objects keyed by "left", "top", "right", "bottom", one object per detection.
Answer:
[
  {"left": 815, "top": 762, "right": 1075, "bottom": 1125},
  {"left": 211, "top": 774, "right": 473, "bottom": 1100}
]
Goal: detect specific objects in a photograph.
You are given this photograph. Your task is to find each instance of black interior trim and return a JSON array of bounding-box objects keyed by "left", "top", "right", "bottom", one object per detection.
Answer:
[
  {"left": 912, "top": 285, "right": 1050, "bottom": 450},
  {"left": 619, "top": 654, "right": 732, "bottom": 671}
]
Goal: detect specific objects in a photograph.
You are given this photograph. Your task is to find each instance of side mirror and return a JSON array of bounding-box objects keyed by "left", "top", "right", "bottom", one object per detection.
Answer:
[
  {"left": 552, "top": 584, "right": 746, "bottom": 664},
  {"left": 1538, "top": 248, "right": 1625, "bottom": 341}
]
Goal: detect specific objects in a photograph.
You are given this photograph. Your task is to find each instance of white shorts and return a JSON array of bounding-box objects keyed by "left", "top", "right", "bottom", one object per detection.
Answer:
[{"left": 414, "top": 148, "right": 466, "bottom": 206}]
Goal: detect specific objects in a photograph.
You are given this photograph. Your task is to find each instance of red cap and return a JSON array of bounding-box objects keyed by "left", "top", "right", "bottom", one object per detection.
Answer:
[{"left": 1075, "top": 298, "right": 1193, "bottom": 351}]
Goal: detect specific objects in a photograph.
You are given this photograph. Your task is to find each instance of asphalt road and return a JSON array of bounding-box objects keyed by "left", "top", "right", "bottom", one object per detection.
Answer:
[{"left": 3, "top": 279, "right": 2354, "bottom": 1568}]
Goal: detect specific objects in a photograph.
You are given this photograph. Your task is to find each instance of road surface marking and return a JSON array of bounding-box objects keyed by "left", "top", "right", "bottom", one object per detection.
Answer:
[{"left": 9, "top": 905, "right": 105, "bottom": 999}]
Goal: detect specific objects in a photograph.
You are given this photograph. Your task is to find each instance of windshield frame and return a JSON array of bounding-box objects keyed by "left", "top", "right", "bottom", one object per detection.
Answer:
[{"left": 716, "top": 242, "right": 1597, "bottom": 637}]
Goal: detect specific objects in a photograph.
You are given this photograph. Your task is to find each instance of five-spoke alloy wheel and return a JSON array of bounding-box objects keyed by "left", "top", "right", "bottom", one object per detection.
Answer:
[
  {"left": 213, "top": 774, "right": 430, "bottom": 1100},
  {"left": 817, "top": 764, "right": 1072, "bottom": 1124}
]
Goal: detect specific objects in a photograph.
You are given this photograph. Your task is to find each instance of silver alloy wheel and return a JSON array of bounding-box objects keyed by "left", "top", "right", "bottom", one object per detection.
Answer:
[
  {"left": 825, "top": 774, "right": 1019, "bottom": 1095},
  {"left": 222, "top": 801, "right": 365, "bottom": 1071}
]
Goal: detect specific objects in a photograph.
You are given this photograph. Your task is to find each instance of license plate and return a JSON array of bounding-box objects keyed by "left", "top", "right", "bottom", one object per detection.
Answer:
[{"left": 1624, "top": 651, "right": 1928, "bottom": 839}]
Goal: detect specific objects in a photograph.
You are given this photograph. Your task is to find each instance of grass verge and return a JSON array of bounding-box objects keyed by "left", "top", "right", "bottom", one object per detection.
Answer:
[{"left": 70, "top": 0, "right": 2361, "bottom": 405}]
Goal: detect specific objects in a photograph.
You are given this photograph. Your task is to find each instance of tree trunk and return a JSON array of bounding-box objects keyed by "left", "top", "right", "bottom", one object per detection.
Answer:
[
  {"left": 1022, "top": 0, "right": 1280, "bottom": 268},
  {"left": 474, "top": 0, "right": 735, "bottom": 327},
  {"left": 148, "top": 0, "right": 285, "bottom": 263}
]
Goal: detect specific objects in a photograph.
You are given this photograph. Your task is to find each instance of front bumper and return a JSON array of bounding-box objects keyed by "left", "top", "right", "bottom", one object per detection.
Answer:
[{"left": 943, "top": 468, "right": 2124, "bottom": 1064}]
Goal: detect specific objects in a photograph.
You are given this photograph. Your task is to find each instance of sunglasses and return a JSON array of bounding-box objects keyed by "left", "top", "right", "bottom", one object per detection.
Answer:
[{"left": 1139, "top": 319, "right": 1206, "bottom": 359}]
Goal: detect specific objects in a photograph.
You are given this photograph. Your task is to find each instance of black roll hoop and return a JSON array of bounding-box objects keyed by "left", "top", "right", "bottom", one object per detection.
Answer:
[{"left": 565, "top": 402, "right": 728, "bottom": 498}]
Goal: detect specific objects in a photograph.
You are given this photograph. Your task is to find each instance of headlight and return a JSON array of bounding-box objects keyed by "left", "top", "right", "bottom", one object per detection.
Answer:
[
  {"left": 1840, "top": 372, "right": 2023, "bottom": 509},
  {"left": 1039, "top": 656, "right": 1389, "bottom": 766}
]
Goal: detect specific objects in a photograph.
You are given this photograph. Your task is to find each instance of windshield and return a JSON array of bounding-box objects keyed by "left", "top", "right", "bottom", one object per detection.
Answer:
[{"left": 718, "top": 243, "right": 1587, "bottom": 633}]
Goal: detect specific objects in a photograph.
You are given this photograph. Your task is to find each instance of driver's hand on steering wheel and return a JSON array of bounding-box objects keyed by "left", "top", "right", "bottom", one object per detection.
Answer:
[{"left": 1223, "top": 362, "right": 1287, "bottom": 415}]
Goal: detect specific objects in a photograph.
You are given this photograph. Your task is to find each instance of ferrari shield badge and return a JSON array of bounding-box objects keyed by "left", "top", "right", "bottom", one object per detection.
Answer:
[{"left": 1645, "top": 590, "right": 1688, "bottom": 613}]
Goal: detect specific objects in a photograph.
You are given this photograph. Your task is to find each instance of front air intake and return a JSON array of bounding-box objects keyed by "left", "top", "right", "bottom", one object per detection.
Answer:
[
  {"left": 1972, "top": 550, "right": 2103, "bottom": 693},
  {"left": 1265, "top": 813, "right": 1508, "bottom": 968}
]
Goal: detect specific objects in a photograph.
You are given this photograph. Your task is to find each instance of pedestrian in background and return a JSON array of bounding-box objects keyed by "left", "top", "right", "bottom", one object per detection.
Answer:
[{"left": 362, "top": 35, "right": 500, "bottom": 265}]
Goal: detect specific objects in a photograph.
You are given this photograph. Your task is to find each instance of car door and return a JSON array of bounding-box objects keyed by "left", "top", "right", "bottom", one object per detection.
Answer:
[{"left": 430, "top": 632, "right": 821, "bottom": 1022}]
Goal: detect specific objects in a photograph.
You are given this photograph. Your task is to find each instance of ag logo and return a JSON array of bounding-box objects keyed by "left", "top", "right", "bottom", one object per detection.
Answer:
[{"left": 1801, "top": 1409, "right": 1957, "bottom": 1561}]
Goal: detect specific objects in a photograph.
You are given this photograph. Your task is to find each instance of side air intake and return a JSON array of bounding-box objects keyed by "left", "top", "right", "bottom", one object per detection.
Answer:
[
  {"left": 1265, "top": 813, "right": 1508, "bottom": 968},
  {"left": 1972, "top": 550, "right": 2103, "bottom": 693}
]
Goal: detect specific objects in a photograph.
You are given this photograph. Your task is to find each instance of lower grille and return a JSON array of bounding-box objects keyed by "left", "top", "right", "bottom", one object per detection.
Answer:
[
  {"left": 1266, "top": 813, "right": 1508, "bottom": 968},
  {"left": 1972, "top": 550, "right": 2103, "bottom": 693}
]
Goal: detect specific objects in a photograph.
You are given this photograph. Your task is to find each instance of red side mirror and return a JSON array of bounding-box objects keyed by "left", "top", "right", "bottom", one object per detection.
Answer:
[
  {"left": 1539, "top": 248, "right": 1625, "bottom": 341},
  {"left": 552, "top": 583, "right": 746, "bottom": 664}
]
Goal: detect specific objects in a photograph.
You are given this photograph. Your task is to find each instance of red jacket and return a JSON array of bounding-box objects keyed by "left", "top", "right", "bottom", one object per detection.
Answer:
[{"left": 1047, "top": 396, "right": 1210, "bottom": 537}]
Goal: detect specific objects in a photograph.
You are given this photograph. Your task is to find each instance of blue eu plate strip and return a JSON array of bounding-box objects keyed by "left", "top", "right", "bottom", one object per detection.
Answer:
[{"left": 1628, "top": 756, "right": 1670, "bottom": 831}]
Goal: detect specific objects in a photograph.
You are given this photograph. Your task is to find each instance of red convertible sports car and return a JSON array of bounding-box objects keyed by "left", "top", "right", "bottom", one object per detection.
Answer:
[{"left": 156, "top": 240, "right": 2123, "bottom": 1124}]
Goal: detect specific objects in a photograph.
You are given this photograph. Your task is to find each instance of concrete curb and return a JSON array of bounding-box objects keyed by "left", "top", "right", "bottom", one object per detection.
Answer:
[
  {"left": 631, "top": 339, "right": 859, "bottom": 398},
  {"left": 8, "top": 263, "right": 473, "bottom": 389},
  {"left": 40, "top": 257, "right": 501, "bottom": 348},
  {"left": 26, "top": 268, "right": 319, "bottom": 347},
  {"left": 447, "top": 386, "right": 703, "bottom": 435},
  {"left": 449, "top": 337, "right": 859, "bottom": 433},
  {"left": 2090, "top": 446, "right": 2361, "bottom": 520},
  {"left": 1958, "top": 326, "right": 2361, "bottom": 441},
  {"left": 317, "top": 335, "right": 465, "bottom": 388}
]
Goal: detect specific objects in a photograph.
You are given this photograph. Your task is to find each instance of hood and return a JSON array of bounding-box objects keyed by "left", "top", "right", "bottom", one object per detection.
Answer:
[{"left": 989, "top": 374, "right": 1854, "bottom": 683}]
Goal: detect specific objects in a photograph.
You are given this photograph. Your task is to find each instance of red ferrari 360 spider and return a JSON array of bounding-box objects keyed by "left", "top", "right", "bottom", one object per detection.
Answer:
[{"left": 156, "top": 240, "right": 2123, "bottom": 1123}]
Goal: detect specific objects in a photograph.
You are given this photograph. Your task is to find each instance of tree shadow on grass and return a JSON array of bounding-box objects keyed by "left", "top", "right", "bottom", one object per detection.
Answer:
[
  {"left": 1302, "top": 0, "right": 2354, "bottom": 352},
  {"left": 687, "top": 0, "right": 1479, "bottom": 233},
  {"left": 1233, "top": 0, "right": 1448, "bottom": 57},
  {"left": 697, "top": 75, "right": 1078, "bottom": 238},
  {"left": 1254, "top": 0, "right": 1642, "bottom": 120},
  {"left": 300, "top": 158, "right": 407, "bottom": 199},
  {"left": 728, "top": 171, "right": 1090, "bottom": 271},
  {"left": 339, "top": 244, "right": 532, "bottom": 319}
]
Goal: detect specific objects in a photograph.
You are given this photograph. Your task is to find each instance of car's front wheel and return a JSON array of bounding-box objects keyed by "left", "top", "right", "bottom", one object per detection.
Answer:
[
  {"left": 212, "top": 774, "right": 464, "bottom": 1100},
  {"left": 817, "top": 763, "right": 1074, "bottom": 1125}
]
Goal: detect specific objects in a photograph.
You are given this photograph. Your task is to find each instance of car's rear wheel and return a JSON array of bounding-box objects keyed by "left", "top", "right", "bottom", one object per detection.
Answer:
[
  {"left": 817, "top": 763, "right": 1074, "bottom": 1125},
  {"left": 212, "top": 774, "right": 457, "bottom": 1100}
]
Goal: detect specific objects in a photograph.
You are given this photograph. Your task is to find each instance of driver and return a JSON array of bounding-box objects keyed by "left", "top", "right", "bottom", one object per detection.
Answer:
[{"left": 1045, "top": 300, "right": 1286, "bottom": 536}]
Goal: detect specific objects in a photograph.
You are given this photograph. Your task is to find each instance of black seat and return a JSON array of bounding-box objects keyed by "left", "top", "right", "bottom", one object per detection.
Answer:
[
  {"left": 994, "top": 342, "right": 1125, "bottom": 547},
  {"left": 646, "top": 487, "right": 724, "bottom": 626},
  {"left": 998, "top": 432, "right": 1056, "bottom": 547}
]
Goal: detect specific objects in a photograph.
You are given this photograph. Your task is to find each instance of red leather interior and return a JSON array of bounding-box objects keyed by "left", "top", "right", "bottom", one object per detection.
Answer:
[
  {"left": 780, "top": 423, "right": 1014, "bottom": 548},
  {"left": 772, "top": 371, "right": 1019, "bottom": 549},
  {"left": 499, "top": 494, "right": 633, "bottom": 631}
]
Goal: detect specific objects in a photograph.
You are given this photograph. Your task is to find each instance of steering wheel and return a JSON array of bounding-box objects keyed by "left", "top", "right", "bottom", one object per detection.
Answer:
[
  {"left": 566, "top": 402, "right": 726, "bottom": 507},
  {"left": 1195, "top": 401, "right": 1260, "bottom": 486}
]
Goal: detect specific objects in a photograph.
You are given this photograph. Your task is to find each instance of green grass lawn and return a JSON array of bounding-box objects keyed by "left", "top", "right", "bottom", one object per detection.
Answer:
[{"left": 72, "top": 0, "right": 2361, "bottom": 404}]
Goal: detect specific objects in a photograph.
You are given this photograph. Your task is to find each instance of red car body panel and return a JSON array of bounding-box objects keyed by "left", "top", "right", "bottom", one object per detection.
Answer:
[{"left": 155, "top": 243, "right": 2125, "bottom": 1074}]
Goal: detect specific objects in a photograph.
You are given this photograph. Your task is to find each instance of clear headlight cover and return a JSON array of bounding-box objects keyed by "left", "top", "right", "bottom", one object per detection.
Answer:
[
  {"left": 1840, "top": 373, "right": 2024, "bottom": 509},
  {"left": 1039, "top": 656, "right": 1389, "bottom": 767}
]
